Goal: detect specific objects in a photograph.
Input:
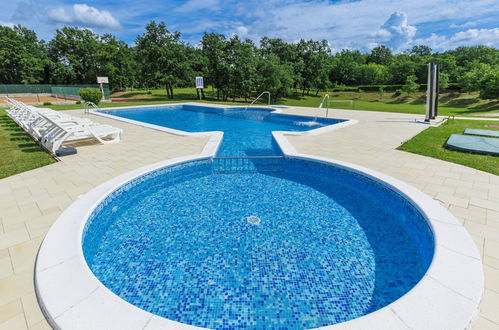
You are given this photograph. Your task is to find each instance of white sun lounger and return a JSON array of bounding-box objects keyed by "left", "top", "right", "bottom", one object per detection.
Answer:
[
  {"left": 39, "top": 114, "right": 122, "bottom": 153},
  {"left": 5, "top": 98, "right": 123, "bottom": 155}
]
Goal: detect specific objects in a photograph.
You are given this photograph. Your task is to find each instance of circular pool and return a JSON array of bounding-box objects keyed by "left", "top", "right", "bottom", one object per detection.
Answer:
[{"left": 82, "top": 158, "right": 434, "bottom": 329}]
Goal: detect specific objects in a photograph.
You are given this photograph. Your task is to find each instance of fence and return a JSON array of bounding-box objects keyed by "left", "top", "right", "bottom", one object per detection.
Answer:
[{"left": 0, "top": 84, "right": 110, "bottom": 100}]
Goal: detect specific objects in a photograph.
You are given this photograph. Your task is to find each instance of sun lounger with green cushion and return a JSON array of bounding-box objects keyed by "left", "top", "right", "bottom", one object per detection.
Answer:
[
  {"left": 464, "top": 128, "right": 499, "bottom": 138},
  {"left": 445, "top": 134, "right": 499, "bottom": 156}
]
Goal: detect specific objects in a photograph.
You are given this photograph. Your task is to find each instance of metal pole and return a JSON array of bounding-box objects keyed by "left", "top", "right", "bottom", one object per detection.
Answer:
[
  {"left": 425, "top": 63, "right": 433, "bottom": 122},
  {"left": 430, "top": 63, "right": 437, "bottom": 119},
  {"left": 434, "top": 65, "right": 439, "bottom": 118}
]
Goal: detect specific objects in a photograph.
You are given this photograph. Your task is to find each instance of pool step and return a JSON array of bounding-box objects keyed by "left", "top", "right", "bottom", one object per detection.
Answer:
[{"left": 212, "top": 156, "right": 284, "bottom": 173}]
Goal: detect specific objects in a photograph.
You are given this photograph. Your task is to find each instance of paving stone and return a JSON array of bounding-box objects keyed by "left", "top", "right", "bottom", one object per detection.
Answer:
[{"left": 0, "top": 107, "right": 496, "bottom": 329}]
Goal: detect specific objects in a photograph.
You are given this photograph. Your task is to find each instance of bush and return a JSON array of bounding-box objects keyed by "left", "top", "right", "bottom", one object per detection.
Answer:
[
  {"left": 76, "top": 101, "right": 81, "bottom": 104},
  {"left": 43, "top": 102, "right": 52, "bottom": 106},
  {"left": 393, "top": 89, "right": 403, "bottom": 97},
  {"left": 78, "top": 88, "right": 103, "bottom": 105},
  {"left": 402, "top": 75, "right": 420, "bottom": 95}
]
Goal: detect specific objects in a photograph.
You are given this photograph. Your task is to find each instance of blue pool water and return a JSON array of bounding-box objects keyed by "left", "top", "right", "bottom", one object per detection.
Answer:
[
  {"left": 83, "top": 158, "right": 434, "bottom": 329},
  {"left": 100, "top": 105, "right": 344, "bottom": 156}
]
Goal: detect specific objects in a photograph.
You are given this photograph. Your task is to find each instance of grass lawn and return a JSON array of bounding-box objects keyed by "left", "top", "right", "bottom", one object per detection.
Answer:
[
  {"left": 3, "top": 87, "right": 494, "bottom": 117},
  {"left": 398, "top": 119, "right": 499, "bottom": 176},
  {"left": 107, "top": 87, "right": 499, "bottom": 117},
  {"left": 0, "top": 110, "right": 55, "bottom": 179}
]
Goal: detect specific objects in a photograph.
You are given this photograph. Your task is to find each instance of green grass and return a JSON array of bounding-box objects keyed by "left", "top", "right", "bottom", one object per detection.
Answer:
[
  {"left": 109, "top": 88, "right": 499, "bottom": 117},
  {"left": 0, "top": 110, "right": 55, "bottom": 179},
  {"left": 398, "top": 119, "right": 499, "bottom": 175}
]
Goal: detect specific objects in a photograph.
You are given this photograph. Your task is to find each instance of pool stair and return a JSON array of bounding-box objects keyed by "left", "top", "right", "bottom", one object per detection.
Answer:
[{"left": 212, "top": 156, "right": 284, "bottom": 173}]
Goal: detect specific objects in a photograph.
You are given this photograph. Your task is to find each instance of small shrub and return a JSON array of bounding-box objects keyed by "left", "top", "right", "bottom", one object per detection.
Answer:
[
  {"left": 78, "top": 88, "right": 103, "bottom": 105},
  {"left": 43, "top": 102, "right": 52, "bottom": 106},
  {"left": 378, "top": 86, "right": 385, "bottom": 97},
  {"left": 76, "top": 101, "right": 81, "bottom": 104},
  {"left": 393, "top": 89, "right": 403, "bottom": 97},
  {"left": 358, "top": 89, "right": 364, "bottom": 93},
  {"left": 402, "top": 75, "right": 420, "bottom": 95}
]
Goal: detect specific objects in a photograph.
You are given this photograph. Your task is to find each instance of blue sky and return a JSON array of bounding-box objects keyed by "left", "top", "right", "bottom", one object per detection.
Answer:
[{"left": 1, "top": 0, "right": 498, "bottom": 52}]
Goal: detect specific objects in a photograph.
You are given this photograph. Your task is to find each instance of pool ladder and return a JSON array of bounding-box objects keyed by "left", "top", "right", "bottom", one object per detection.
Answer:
[
  {"left": 84, "top": 101, "right": 99, "bottom": 114},
  {"left": 246, "top": 91, "right": 271, "bottom": 110},
  {"left": 318, "top": 94, "right": 330, "bottom": 119}
]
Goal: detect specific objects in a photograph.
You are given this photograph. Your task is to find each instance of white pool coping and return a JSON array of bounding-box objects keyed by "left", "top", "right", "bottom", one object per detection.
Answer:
[{"left": 35, "top": 104, "right": 483, "bottom": 329}]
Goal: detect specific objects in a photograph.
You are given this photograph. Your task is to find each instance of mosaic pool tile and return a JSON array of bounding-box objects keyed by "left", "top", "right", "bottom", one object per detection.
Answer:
[{"left": 83, "top": 158, "right": 434, "bottom": 329}]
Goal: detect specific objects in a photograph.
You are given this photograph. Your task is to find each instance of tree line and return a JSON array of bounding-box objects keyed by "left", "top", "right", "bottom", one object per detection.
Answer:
[{"left": 0, "top": 21, "right": 498, "bottom": 99}]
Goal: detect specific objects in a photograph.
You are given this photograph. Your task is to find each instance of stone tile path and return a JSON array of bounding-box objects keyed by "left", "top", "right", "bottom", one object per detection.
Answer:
[{"left": 0, "top": 106, "right": 497, "bottom": 329}]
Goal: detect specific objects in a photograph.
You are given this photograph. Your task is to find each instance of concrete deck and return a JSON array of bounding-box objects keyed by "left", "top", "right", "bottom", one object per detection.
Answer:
[{"left": 0, "top": 106, "right": 498, "bottom": 329}]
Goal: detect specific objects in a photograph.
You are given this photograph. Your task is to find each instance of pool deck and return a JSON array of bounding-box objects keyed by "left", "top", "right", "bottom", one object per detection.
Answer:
[{"left": 0, "top": 106, "right": 498, "bottom": 329}]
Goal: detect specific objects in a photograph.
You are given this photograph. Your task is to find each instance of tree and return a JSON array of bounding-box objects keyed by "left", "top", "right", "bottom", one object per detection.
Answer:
[
  {"left": 296, "top": 39, "right": 331, "bottom": 95},
  {"left": 135, "top": 21, "right": 187, "bottom": 98},
  {"left": 402, "top": 75, "right": 419, "bottom": 95},
  {"left": 329, "top": 49, "right": 366, "bottom": 86},
  {"left": 457, "top": 62, "right": 493, "bottom": 92},
  {"left": 96, "top": 34, "right": 136, "bottom": 91},
  {"left": 367, "top": 45, "right": 392, "bottom": 66},
  {"left": 255, "top": 54, "right": 294, "bottom": 99},
  {"left": 259, "top": 37, "right": 303, "bottom": 90},
  {"left": 201, "top": 33, "right": 230, "bottom": 99},
  {"left": 388, "top": 55, "right": 416, "bottom": 84},
  {"left": 359, "top": 63, "right": 389, "bottom": 84},
  {"left": 408, "top": 45, "right": 432, "bottom": 56},
  {"left": 225, "top": 36, "right": 257, "bottom": 101},
  {"left": 439, "top": 72, "right": 450, "bottom": 89},
  {"left": 0, "top": 25, "right": 48, "bottom": 84},
  {"left": 48, "top": 27, "right": 100, "bottom": 84},
  {"left": 478, "top": 71, "right": 499, "bottom": 99}
]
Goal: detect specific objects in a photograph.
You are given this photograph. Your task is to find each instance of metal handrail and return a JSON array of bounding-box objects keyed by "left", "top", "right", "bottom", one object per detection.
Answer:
[
  {"left": 84, "top": 101, "right": 99, "bottom": 114},
  {"left": 318, "top": 94, "right": 330, "bottom": 118},
  {"left": 247, "top": 91, "right": 271, "bottom": 109}
]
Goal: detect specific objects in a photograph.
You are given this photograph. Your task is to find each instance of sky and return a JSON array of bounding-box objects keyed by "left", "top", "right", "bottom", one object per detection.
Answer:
[{"left": 0, "top": 0, "right": 498, "bottom": 53}]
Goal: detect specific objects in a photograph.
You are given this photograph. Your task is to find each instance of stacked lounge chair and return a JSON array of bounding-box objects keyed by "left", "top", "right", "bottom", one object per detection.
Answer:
[{"left": 5, "top": 97, "right": 122, "bottom": 155}]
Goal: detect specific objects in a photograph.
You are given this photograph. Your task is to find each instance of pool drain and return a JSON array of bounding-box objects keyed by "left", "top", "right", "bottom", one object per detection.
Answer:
[{"left": 246, "top": 215, "right": 261, "bottom": 225}]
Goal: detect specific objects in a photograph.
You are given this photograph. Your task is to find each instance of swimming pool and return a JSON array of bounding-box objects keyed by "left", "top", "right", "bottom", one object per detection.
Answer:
[
  {"left": 99, "top": 105, "right": 344, "bottom": 156},
  {"left": 35, "top": 104, "right": 483, "bottom": 330},
  {"left": 82, "top": 158, "right": 434, "bottom": 328}
]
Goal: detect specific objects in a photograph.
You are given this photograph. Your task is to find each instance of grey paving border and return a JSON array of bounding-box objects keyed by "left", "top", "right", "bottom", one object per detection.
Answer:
[{"left": 35, "top": 104, "right": 484, "bottom": 329}]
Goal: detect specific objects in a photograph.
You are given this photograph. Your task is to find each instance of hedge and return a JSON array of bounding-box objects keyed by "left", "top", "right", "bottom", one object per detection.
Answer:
[{"left": 331, "top": 83, "right": 461, "bottom": 92}]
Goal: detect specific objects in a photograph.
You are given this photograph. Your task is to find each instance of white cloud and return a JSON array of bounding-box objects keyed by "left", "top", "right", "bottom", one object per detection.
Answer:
[
  {"left": 175, "top": 0, "right": 221, "bottom": 13},
  {"left": 47, "top": 4, "right": 121, "bottom": 29},
  {"left": 234, "top": 26, "right": 249, "bottom": 38},
  {"left": 217, "top": 0, "right": 499, "bottom": 52},
  {"left": 414, "top": 28, "right": 499, "bottom": 50},
  {"left": 374, "top": 12, "right": 416, "bottom": 51}
]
